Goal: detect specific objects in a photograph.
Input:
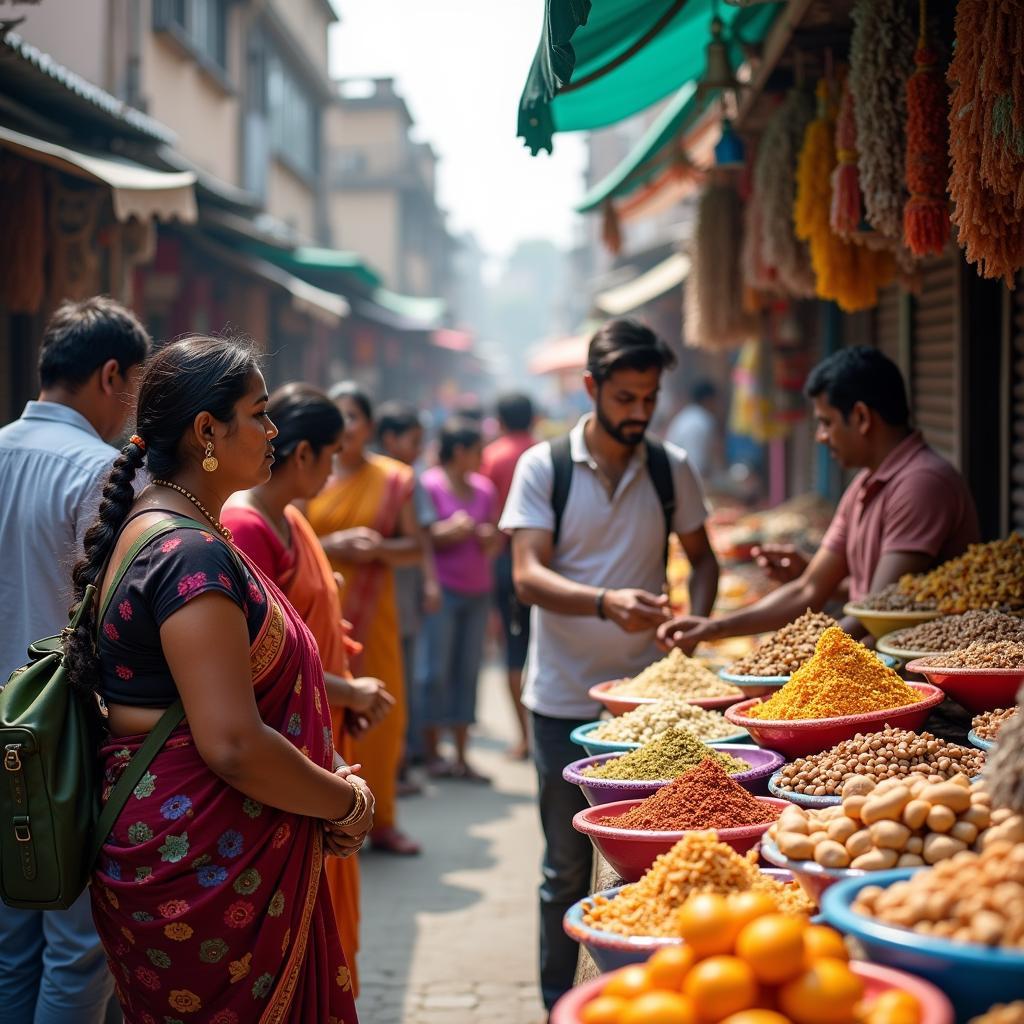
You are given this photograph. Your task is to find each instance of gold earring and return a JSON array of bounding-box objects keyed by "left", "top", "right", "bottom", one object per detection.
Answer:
[{"left": 202, "top": 441, "right": 219, "bottom": 473}]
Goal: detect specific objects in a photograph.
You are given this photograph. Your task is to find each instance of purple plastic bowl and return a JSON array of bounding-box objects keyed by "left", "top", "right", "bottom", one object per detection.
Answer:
[{"left": 562, "top": 743, "right": 785, "bottom": 807}]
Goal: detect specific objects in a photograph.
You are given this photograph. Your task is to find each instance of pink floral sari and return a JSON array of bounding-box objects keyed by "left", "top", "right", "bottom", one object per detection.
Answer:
[{"left": 91, "top": 554, "right": 357, "bottom": 1024}]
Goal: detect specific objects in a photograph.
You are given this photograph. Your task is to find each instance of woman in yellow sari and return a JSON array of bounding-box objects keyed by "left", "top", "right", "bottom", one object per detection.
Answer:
[
  {"left": 307, "top": 382, "right": 425, "bottom": 856},
  {"left": 223, "top": 383, "right": 395, "bottom": 991}
]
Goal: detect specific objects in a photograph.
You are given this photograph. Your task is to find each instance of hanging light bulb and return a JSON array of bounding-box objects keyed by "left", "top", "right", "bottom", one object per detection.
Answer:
[
  {"left": 714, "top": 118, "right": 746, "bottom": 167},
  {"left": 696, "top": 16, "right": 740, "bottom": 103}
]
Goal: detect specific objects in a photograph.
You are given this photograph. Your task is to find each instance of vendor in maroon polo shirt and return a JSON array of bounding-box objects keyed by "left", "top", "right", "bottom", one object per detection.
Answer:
[{"left": 660, "top": 346, "right": 980, "bottom": 650}]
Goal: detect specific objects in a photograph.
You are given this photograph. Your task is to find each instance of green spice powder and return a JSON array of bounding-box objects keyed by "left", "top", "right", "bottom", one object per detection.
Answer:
[{"left": 582, "top": 727, "right": 750, "bottom": 781}]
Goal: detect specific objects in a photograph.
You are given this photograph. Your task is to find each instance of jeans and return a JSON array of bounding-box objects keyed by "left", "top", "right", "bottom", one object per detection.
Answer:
[
  {"left": 530, "top": 711, "right": 593, "bottom": 1010},
  {"left": 419, "top": 588, "right": 489, "bottom": 727},
  {"left": 0, "top": 889, "right": 115, "bottom": 1024}
]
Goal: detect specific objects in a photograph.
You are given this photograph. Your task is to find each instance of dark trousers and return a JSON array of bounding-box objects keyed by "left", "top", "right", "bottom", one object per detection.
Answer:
[{"left": 530, "top": 710, "right": 593, "bottom": 1011}]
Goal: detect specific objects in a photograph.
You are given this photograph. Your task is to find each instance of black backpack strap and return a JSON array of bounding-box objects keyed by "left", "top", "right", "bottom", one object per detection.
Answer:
[
  {"left": 644, "top": 439, "right": 677, "bottom": 564},
  {"left": 549, "top": 434, "right": 574, "bottom": 547}
]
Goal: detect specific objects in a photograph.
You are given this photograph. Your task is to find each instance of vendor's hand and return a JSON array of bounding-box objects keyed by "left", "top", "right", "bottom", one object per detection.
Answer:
[
  {"left": 346, "top": 677, "right": 394, "bottom": 726},
  {"left": 325, "top": 527, "right": 383, "bottom": 564},
  {"left": 657, "top": 615, "right": 718, "bottom": 654},
  {"left": 421, "top": 577, "right": 442, "bottom": 615},
  {"left": 440, "top": 510, "right": 476, "bottom": 543},
  {"left": 602, "top": 589, "right": 671, "bottom": 634},
  {"left": 751, "top": 543, "right": 807, "bottom": 584}
]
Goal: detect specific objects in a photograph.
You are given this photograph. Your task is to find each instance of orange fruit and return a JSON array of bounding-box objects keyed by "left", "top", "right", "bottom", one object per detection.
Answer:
[
  {"left": 647, "top": 945, "right": 696, "bottom": 991},
  {"left": 581, "top": 995, "right": 630, "bottom": 1024},
  {"left": 676, "top": 893, "right": 739, "bottom": 958},
  {"left": 719, "top": 1013, "right": 793, "bottom": 1024},
  {"left": 778, "top": 958, "right": 864, "bottom": 1024},
  {"left": 802, "top": 924, "right": 849, "bottom": 963},
  {"left": 864, "top": 989, "right": 922, "bottom": 1024},
  {"left": 726, "top": 891, "right": 779, "bottom": 931},
  {"left": 603, "top": 965, "right": 654, "bottom": 1001},
  {"left": 735, "top": 914, "right": 807, "bottom": 985},
  {"left": 621, "top": 991, "right": 697, "bottom": 1024},
  {"left": 683, "top": 955, "right": 759, "bottom": 1020}
]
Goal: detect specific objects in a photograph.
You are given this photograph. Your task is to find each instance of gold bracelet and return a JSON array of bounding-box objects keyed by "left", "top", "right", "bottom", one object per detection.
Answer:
[{"left": 327, "top": 784, "right": 365, "bottom": 830}]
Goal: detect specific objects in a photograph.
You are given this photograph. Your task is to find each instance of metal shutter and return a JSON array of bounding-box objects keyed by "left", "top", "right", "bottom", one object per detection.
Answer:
[
  {"left": 1010, "top": 280, "right": 1024, "bottom": 531},
  {"left": 910, "top": 256, "right": 960, "bottom": 467},
  {"left": 874, "top": 283, "right": 902, "bottom": 367}
]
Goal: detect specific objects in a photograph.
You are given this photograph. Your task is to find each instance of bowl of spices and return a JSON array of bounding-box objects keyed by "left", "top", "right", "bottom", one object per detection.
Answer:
[
  {"left": 724, "top": 627, "right": 943, "bottom": 758},
  {"left": 572, "top": 759, "right": 787, "bottom": 880},
  {"left": 969, "top": 707, "right": 1017, "bottom": 752},
  {"left": 876, "top": 610, "right": 1024, "bottom": 663},
  {"left": 589, "top": 649, "right": 744, "bottom": 715},
  {"left": 569, "top": 718, "right": 748, "bottom": 758},
  {"left": 907, "top": 641, "right": 1024, "bottom": 714}
]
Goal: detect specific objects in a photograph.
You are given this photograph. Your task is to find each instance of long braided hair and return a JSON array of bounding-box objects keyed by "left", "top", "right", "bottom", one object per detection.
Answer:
[{"left": 64, "top": 335, "right": 260, "bottom": 698}]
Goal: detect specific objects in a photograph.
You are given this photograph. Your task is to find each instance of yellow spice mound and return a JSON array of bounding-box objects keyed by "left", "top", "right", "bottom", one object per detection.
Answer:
[{"left": 748, "top": 626, "right": 922, "bottom": 721}]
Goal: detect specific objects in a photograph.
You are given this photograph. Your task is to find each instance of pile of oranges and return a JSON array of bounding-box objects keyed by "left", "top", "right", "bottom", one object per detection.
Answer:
[{"left": 579, "top": 892, "right": 922, "bottom": 1024}]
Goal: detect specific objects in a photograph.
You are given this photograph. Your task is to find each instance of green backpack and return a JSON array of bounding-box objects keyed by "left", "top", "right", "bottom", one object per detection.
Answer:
[{"left": 0, "top": 518, "right": 199, "bottom": 909}]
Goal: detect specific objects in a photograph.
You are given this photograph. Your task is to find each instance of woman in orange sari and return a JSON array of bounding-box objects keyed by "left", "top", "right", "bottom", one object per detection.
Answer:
[
  {"left": 306, "top": 383, "right": 424, "bottom": 856},
  {"left": 223, "top": 383, "right": 394, "bottom": 991}
]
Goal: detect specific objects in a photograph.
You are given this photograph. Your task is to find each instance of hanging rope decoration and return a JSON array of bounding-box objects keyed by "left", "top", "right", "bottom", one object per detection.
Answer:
[
  {"left": 794, "top": 79, "right": 896, "bottom": 312},
  {"left": 685, "top": 179, "right": 757, "bottom": 350},
  {"left": 849, "top": 0, "right": 918, "bottom": 243},
  {"left": 830, "top": 80, "right": 863, "bottom": 237},
  {"left": 753, "top": 88, "right": 816, "bottom": 298},
  {"left": 948, "top": 0, "right": 1024, "bottom": 285},
  {"left": 903, "top": 0, "right": 951, "bottom": 257}
]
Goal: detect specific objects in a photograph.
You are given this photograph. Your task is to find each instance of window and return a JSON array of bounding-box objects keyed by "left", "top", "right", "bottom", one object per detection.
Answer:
[
  {"left": 155, "top": 0, "right": 228, "bottom": 72},
  {"left": 267, "top": 52, "right": 318, "bottom": 180}
]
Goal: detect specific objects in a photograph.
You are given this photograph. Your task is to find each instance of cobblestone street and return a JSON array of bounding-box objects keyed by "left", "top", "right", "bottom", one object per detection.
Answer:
[{"left": 356, "top": 663, "right": 546, "bottom": 1024}]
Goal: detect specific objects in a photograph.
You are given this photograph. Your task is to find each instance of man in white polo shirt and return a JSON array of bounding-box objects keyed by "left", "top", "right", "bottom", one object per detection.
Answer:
[{"left": 500, "top": 318, "right": 719, "bottom": 1011}]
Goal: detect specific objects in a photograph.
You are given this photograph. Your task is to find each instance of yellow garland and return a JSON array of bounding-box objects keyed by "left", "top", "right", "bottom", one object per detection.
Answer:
[{"left": 794, "top": 80, "right": 896, "bottom": 312}]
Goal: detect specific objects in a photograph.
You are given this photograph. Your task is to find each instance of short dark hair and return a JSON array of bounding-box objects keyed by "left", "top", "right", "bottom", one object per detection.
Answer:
[
  {"left": 438, "top": 416, "right": 482, "bottom": 464},
  {"left": 376, "top": 400, "right": 422, "bottom": 442},
  {"left": 691, "top": 379, "right": 717, "bottom": 404},
  {"left": 267, "top": 383, "right": 344, "bottom": 466},
  {"left": 496, "top": 392, "right": 534, "bottom": 432},
  {"left": 38, "top": 296, "right": 150, "bottom": 390},
  {"left": 587, "top": 318, "right": 677, "bottom": 385},
  {"left": 804, "top": 346, "right": 910, "bottom": 426},
  {"left": 328, "top": 380, "right": 373, "bottom": 421}
]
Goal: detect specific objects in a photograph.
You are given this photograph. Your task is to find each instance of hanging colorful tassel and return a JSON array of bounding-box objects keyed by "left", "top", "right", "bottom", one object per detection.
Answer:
[
  {"left": 601, "top": 199, "right": 622, "bottom": 255},
  {"left": 903, "top": 0, "right": 950, "bottom": 257},
  {"left": 830, "top": 80, "right": 862, "bottom": 237}
]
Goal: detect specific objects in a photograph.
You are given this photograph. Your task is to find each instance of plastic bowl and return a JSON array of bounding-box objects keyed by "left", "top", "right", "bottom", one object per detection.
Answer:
[
  {"left": 875, "top": 633, "right": 937, "bottom": 664},
  {"left": 587, "top": 679, "right": 743, "bottom": 716},
  {"left": 767, "top": 769, "right": 842, "bottom": 808},
  {"left": 568, "top": 720, "right": 749, "bottom": 758},
  {"left": 573, "top": 797, "right": 788, "bottom": 882},
  {"left": 551, "top": 960, "right": 954, "bottom": 1024},
  {"left": 843, "top": 602, "right": 941, "bottom": 640},
  {"left": 562, "top": 745, "right": 786, "bottom": 806},
  {"left": 822, "top": 869, "right": 1024, "bottom": 1018},
  {"left": 720, "top": 653, "right": 899, "bottom": 699},
  {"left": 968, "top": 728, "right": 996, "bottom": 752},
  {"left": 723, "top": 683, "right": 945, "bottom": 759},
  {"left": 905, "top": 658, "right": 1024, "bottom": 714},
  {"left": 760, "top": 837, "right": 876, "bottom": 906},
  {"left": 563, "top": 870, "right": 797, "bottom": 973}
]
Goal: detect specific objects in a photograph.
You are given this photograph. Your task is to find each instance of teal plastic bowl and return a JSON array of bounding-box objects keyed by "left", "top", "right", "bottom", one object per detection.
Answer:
[
  {"left": 568, "top": 720, "right": 748, "bottom": 758},
  {"left": 968, "top": 728, "right": 995, "bottom": 752}
]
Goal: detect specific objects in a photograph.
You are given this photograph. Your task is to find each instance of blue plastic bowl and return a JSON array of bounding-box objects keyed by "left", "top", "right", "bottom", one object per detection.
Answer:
[
  {"left": 767, "top": 769, "right": 841, "bottom": 808},
  {"left": 720, "top": 652, "right": 898, "bottom": 691},
  {"left": 968, "top": 729, "right": 995, "bottom": 752},
  {"left": 568, "top": 720, "right": 748, "bottom": 758},
  {"left": 822, "top": 869, "right": 1024, "bottom": 1018}
]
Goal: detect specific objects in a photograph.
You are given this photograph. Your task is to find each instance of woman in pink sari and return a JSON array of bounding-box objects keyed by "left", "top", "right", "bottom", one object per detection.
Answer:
[{"left": 64, "top": 337, "right": 369, "bottom": 1023}]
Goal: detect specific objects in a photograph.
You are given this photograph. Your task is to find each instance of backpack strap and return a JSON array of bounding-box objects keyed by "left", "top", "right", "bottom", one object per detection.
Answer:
[
  {"left": 644, "top": 439, "right": 677, "bottom": 565},
  {"left": 549, "top": 434, "right": 574, "bottom": 548}
]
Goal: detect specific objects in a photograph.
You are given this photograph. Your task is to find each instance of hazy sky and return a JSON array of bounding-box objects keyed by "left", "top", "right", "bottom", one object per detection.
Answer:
[{"left": 327, "top": 0, "right": 588, "bottom": 260}]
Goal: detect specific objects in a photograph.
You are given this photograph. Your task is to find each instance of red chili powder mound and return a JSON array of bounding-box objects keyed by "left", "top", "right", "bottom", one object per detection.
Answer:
[{"left": 600, "top": 757, "right": 780, "bottom": 831}]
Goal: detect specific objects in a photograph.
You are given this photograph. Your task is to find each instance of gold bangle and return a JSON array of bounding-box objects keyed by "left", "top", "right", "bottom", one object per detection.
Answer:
[{"left": 327, "top": 784, "right": 365, "bottom": 830}]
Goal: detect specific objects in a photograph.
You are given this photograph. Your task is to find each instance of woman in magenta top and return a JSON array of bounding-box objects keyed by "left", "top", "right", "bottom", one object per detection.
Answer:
[{"left": 418, "top": 417, "right": 500, "bottom": 780}]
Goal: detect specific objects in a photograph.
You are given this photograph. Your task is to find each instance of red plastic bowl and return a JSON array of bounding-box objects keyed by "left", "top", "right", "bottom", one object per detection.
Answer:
[
  {"left": 905, "top": 658, "right": 1024, "bottom": 714},
  {"left": 723, "top": 682, "right": 945, "bottom": 758},
  {"left": 572, "top": 797, "right": 788, "bottom": 882},
  {"left": 588, "top": 678, "right": 743, "bottom": 716},
  {"left": 551, "top": 960, "right": 954, "bottom": 1024}
]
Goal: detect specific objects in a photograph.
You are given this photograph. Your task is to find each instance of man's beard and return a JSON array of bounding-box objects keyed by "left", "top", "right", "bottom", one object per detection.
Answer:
[{"left": 596, "top": 404, "right": 648, "bottom": 447}]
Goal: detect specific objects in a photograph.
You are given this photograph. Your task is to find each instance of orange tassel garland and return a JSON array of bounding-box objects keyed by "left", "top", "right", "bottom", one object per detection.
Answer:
[{"left": 831, "top": 82, "right": 863, "bottom": 237}]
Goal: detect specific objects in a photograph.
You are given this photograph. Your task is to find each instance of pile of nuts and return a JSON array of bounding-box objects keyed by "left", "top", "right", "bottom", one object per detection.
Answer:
[
  {"left": 973, "top": 707, "right": 1018, "bottom": 742},
  {"left": 588, "top": 699, "right": 739, "bottom": 744},
  {"left": 919, "top": 640, "right": 1024, "bottom": 669},
  {"left": 853, "top": 838, "right": 1024, "bottom": 947},
  {"left": 607, "top": 648, "right": 743, "bottom": 701},
  {"left": 859, "top": 581, "right": 936, "bottom": 612},
  {"left": 769, "top": 774, "right": 1019, "bottom": 871},
  {"left": 884, "top": 610, "right": 1024, "bottom": 652},
  {"left": 772, "top": 726, "right": 985, "bottom": 797},
  {"left": 970, "top": 1003, "right": 1024, "bottom": 1024},
  {"left": 727, "top": 609, "right": 837, "bottom": 677}
]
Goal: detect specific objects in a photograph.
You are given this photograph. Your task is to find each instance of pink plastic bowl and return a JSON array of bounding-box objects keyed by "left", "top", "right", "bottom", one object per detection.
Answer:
[
  {"left": 723, "top": 682, "right": 945, "bottom": 758},
  {"left": 573, "top": 797, "right": 788, "bottom": 882},
  {"left": 905, "top": 658, "right": 1024, "bottom": 714},
  {"left": 550, "top": 960, "right": 954, "bottom": 1024},
  {"left": 587, "top": 678, "right": 743, "bottom": 716}
]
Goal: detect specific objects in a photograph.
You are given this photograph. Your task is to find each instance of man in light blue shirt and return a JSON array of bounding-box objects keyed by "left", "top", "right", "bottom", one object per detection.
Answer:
[{"left": 0, "top": 296, "right": 150, "bottom": 1024}]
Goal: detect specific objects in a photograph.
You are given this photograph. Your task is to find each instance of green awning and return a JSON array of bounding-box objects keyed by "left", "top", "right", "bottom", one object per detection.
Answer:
[
  {"left": 372, "top": 289, "right": 446, "bottom": 326},
  {"left": 518, "top": 0, "right": 782, "bottom": 156},
  {"left": 239, "top": 240, "right": 382, "bottom": 289}
]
